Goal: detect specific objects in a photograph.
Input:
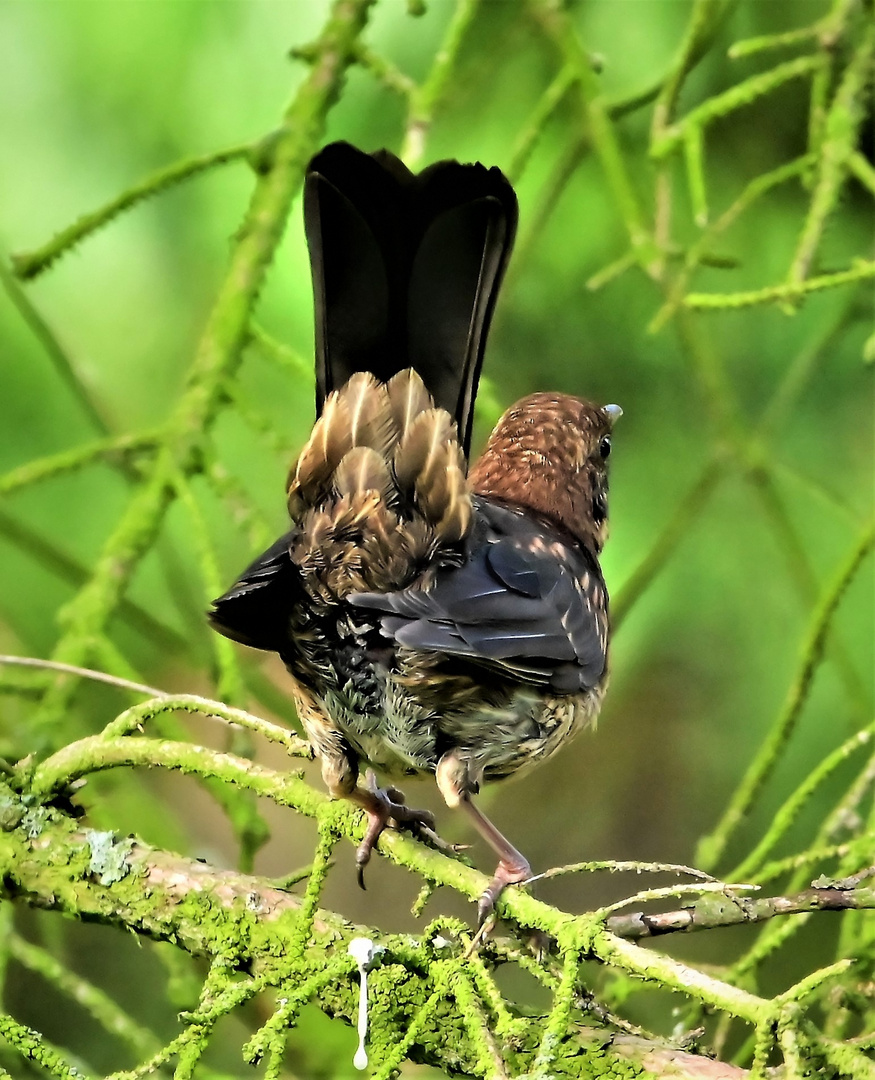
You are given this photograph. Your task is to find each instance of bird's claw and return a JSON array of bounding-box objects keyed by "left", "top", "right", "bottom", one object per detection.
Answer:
[
  {"left": 477, "top": 855, "right": 532, "bottom": 927},
  {"left": 355, "top": 774, "right": 437, "bottom": 889}
]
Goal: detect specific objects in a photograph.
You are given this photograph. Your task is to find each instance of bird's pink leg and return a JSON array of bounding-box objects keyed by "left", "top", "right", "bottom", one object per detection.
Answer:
[
  {"left": 436, "top": 752, "right": 531, "bottom": 923},
  {"left": 458, "top": 796, "right": 532, "bottom": 923}
]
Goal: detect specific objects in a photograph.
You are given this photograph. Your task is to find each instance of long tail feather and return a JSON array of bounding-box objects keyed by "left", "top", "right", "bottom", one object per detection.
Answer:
[{"left": 304, "top": 141, "right": 517, "bottom": 456}]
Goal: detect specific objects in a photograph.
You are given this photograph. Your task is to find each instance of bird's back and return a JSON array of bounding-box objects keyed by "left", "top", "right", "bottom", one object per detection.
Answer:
[{"left": 210, "top": 143, "right": 612, "bottom": 788}]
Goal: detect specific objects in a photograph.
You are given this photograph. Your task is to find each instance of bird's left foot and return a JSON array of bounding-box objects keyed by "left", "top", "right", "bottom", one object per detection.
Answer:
[
  {"left": 478, "top": 853, "right": 532, "bottom": 926},
  {"left": 355, "top": 770, "right": 439, "bottom": 888},
  {"left": 443, "top": 787, "right": 533, "bottom": 925}
]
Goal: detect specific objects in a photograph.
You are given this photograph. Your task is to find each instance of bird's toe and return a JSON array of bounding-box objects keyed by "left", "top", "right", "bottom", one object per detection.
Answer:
[{"left": 477, "top": 855, "right": 532, "bottom": 926}]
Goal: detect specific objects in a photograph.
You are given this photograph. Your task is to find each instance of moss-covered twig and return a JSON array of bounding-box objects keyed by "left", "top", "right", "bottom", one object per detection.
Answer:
[
  {"left": 529, "top": 0, "right": 654, "bottom": 268},
  {"left": 685, "top": 260, "right": 875, "bottom": 312},
  {"left": 786, "top": 23, "right": 875, "bottom": 289},
  {"left": 0, "top": 1014, "right": 88, "bottom": 1080},
  {"left": 0, "top": 432, "right": 159, "bottom": 498},
  {"left": 606, "top": 879, "right": 875, "bottom": 941},
  {"left": 7, "top": 936, "right": 160, "bottom": 1062},
  {"left": 651, "top": 55, "right": 825, "bottom": 160},
  {"left": 0, "top": 258, "right": 110, "bottom": 437},
  {"left": 401, "top": 0, "right": 480, "bottom": 166},
  {"left": 10, "top": 143, "right": 253, "bottom": 281},
  {"left": 730, "top": 726, "right": 875, "bottom": 883},
  {"left": 612, "top": 454, "right": 727, "bottom": 629},
  {"left": 697, "top": 521, "right": 875, "bottom": 871}
]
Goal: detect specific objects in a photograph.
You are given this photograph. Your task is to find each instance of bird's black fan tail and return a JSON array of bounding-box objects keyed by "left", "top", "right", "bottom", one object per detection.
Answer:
[{"left": 304, "top": 141, "right": 518, "bottom": 456}]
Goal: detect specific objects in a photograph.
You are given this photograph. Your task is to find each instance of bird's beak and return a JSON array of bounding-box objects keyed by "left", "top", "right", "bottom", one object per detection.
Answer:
[{"left": 603, "top": 403, "right": 623, "bottom": 426}]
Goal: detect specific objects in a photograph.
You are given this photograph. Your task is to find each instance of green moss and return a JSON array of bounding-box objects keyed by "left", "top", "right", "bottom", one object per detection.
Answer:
[{"left": 0, "top": 777, "right": 759, "bottom": 1078}]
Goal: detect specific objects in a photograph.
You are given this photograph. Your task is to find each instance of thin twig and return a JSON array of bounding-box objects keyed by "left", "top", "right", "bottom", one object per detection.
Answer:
[
  {"left": 698, "top": 522, "right": 875, "bottom": 871},
  {"left": 0, "top": 655, "right": 165, "bottom": 699},
  {"left": 10, "top": 143, "right": 253, "bottom": 281}
]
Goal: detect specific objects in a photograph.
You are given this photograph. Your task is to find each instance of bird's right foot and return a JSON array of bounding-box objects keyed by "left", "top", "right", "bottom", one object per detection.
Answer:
[{"left": 354, "top": 770, "right": 438, "bottom": 888}]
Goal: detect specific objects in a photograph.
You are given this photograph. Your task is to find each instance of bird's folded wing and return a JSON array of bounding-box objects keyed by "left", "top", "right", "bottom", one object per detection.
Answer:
[
  {"left": 350, "top": 506, "right": 608, "bottom": 693},
  {"left": 208, "top": 532, "right": 300, "bottom": 651}
]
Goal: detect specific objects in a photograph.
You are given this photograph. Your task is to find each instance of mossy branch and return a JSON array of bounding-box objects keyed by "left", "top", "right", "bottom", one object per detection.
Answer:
[
  {"left": 606, "top": 877, "right": 875, "bottom": 940},
  {"left": 0, "top": 780, "right": 747, "bottom": 1079},
  {"left": 5, "top": 772, "right": 875, "bottom": 1079}
]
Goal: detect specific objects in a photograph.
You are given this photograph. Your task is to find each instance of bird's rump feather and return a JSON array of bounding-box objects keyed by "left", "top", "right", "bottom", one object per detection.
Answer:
[{"left": 216, "top": 367, "right": 473, "bottom": 627}]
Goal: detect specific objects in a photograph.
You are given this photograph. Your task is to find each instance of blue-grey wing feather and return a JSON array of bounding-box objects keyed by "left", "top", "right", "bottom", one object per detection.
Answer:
[{"left": 350, "top": 500, "right": 608, "bottom": 692}]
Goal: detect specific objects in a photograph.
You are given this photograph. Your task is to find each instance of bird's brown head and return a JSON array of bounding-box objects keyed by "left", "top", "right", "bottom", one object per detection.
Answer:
[{"left": 468, "top": 393, "right": 621, "bottom": 554}]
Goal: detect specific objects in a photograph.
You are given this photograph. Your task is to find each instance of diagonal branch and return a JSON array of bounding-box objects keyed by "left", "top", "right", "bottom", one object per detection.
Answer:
[
  {"left": 0, "top": 781, "right": 783, "bottom": 1080},
  {"left": 10, "top": 144, "right": 253, "bottom": 281}
]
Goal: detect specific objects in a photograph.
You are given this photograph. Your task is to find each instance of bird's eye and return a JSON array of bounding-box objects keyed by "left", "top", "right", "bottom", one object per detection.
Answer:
[{"left": 598, "top": 435, "right": 611, "bottom": 459}]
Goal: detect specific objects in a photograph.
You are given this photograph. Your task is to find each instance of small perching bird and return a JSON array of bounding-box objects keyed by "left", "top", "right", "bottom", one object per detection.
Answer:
[{"left": 210, "top": 142, "right": 620, "bottom": 920}]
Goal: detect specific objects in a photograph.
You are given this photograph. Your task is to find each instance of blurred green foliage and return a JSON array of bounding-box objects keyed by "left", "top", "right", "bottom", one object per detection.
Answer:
[{"left": 0, "top": 0, "right": 872, "bottom": 1076}]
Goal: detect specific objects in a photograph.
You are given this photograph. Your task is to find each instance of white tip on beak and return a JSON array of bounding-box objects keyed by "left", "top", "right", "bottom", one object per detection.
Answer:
[{"left": 603, "top": 403, "right": 623, "bottom": 425}]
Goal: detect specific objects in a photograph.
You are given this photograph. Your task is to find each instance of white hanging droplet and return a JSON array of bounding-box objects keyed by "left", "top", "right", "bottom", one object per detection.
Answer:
[{"left": 348, "top": 937, "right": 379, "bottom": 1071}]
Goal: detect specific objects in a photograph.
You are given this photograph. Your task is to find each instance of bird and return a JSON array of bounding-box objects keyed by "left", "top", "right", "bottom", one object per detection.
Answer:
[{"left": 209, "top": 141, "right": 621, "bottom": 921}]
